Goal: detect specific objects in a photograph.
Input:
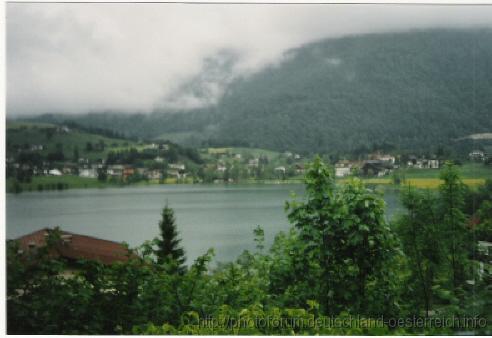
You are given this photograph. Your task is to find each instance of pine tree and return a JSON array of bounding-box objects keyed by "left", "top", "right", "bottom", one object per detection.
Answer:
[{"left": 155, "top": 204, "right": 186, "bottom": 274}]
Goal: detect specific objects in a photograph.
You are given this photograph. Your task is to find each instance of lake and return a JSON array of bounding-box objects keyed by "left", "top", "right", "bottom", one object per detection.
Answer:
[{"left": 6, "top": 184, "right": 404, "bottom": 263}]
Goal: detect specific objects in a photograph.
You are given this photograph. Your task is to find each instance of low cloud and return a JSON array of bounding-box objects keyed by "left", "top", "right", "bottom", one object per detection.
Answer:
[{"left": 7, "top": 3, "right": 492, "bottom": 116}]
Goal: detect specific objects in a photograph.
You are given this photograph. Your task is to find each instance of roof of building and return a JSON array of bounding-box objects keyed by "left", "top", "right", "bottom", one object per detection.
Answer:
[{"left": 15, "top": 228, "right": 132, "bottom": 265}]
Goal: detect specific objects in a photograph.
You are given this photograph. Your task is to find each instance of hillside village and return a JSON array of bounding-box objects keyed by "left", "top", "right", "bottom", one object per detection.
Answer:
[{"left": 6, "top": 122, "right": 492, "bottom": 192}]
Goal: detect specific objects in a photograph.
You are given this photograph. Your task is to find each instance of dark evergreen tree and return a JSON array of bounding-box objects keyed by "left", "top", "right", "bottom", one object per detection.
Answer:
[{"left": 155, "top": 204, "right": 186, "bottom": 274}]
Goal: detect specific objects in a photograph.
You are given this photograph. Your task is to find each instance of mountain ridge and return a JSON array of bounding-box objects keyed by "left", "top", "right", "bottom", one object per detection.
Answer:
[{"left": 17, "top": 28, "right": 492, "bottom": 156}]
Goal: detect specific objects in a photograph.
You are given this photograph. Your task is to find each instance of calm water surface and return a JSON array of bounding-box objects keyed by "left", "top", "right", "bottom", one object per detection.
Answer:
[{"left": 7, "top": 184, "right": 403, "bottom": 263}]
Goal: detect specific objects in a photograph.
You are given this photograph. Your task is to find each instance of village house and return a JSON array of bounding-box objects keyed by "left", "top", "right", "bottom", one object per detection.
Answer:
[
  {"left": 469, "top": 150, "right": 485, "bottom": 162},
  {"left": 56, "top": 125, "right": 71, "bottom": 133},
  {"left": 274, "top": 166, "right": 286, "bottom": 174},
  {"left": 62, "top": 163, "right": 77, "bottom": 175},
  {"left": 335, "top": 160, "right": 353, "bottom": 177},
  {"left": 79, "top": 168, "right": 97, "bottom": 178},
  {"left": 248, "top": 158, "right": 259, "bottom": 168},
  {"left": 136, "top": 167, "right": 149, "bottom": 177},
  {"left": 361, "top": 160, "right": 393, "bottom": 177},
  {"left": 217, "top": 164, "right": 227, "bottom": 173},
  {"left": 13, "top": 228, "right": 132, "bottom": 267},
  {"left": 123, "top": 166, "right": 135, "bottom": 179},
  {"left": 107, "top": 164, "right": 124, "bottom": 178},
  {"left": 48, "top": 168, "right": 63, "bottom": 176},
  {"left": 407, "top": 156, "right": 439, "bottom": 169},
  {"left": 167, "top": 170, "right": 187, "bottom": 179},
  {"left": 377, "top": 154, "right": 396, "bottom": 164},
  {"left": 30, "top": 144, "right": 44, "bottom": 151},
  {"left": 169, "top": 163, "right": 185, "bottom": 171},
  {"left": 147, "top": 169, "right": 162, "bottom": 180},
  {"left": 167, "top": 163, "right": 186, "bottom": 179},
  {"left": 294, "top": 163, "right": 305, "bottom": 175}
]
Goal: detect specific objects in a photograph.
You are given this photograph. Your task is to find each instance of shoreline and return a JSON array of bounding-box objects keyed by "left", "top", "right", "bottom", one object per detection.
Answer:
[{"left": 6, "top": 175, "right": 487, "bottom": 194}]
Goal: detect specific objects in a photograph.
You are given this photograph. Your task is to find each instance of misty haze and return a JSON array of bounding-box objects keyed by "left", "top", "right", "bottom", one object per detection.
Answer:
[{"left": 5, "top": 3, "right": 492, "bottom": 336}]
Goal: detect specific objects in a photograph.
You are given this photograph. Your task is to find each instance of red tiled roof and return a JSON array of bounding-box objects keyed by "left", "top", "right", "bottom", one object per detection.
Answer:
[{"left": 15, "top": 228, "right": 132, "bottom": 265}]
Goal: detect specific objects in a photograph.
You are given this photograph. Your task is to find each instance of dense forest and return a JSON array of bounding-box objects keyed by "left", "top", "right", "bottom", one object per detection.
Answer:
[
  {"left": 7, "top": 159, "right": 492, "bottom": 334},
  {"left": 21, "top": 29, "right": 492, "bottom": 156}
]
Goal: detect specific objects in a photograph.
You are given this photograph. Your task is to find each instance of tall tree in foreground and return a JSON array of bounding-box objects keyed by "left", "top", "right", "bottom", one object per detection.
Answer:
[
  {"left": 155, "top": 204, "right": 186, "bottom": 274},
  {"left": 287, "top": 156, "right": 397, "bottom": 316},
  {"left": 438, "top": 162, "right": 471, "bottom": 291},
  {"left": 396, "top": 188, "right": 442, "bottom": 317}
]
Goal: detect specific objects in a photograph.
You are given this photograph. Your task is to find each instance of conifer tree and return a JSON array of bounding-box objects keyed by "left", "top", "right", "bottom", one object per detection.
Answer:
[{"left": 155, "top": 204, "right": 186, "bottom": 274}]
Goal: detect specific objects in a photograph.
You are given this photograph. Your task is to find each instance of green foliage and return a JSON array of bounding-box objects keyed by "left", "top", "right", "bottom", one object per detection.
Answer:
[
  {"left": 286, "top": 156, "right": 398, "bottom": 316},
  {"left": 395, "top": 188, "right": 442, "bottom": 316},
  {"left": 7, "top": 158, "right": 492, "bottom": 335},
  {"left": 439, "top": 162, "right": 473, "bottom": 290}
]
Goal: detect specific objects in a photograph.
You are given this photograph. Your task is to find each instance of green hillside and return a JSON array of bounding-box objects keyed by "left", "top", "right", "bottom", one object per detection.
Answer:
[
  {"left": 22, "top": 29, "right": 492, "bottom": 156},
  {"left": 6, "top": 122, "right": 139, "bottom": 162},
  {"left": 215, "top": 29, "right": 492, "bottom": 154}
]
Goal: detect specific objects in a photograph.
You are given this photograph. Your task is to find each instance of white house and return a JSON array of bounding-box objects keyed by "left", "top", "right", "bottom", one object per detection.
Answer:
[
  {"left": 274, "top": 166, "right": 286, "bottom": 173},
  {"left": 169, "top": 163, "right": 185, "bottom": 171},
  {"left": 79, "top": 168, "right": 97, "bottom": 178},
  {"left": 377, "top": 155, "right": 395, "bottom": 164},
  {"left": 469, "top": 150, "right": 485, "bottom": 161},
  {"left": 335, "top": 161, "right": 352, "bottom": 177},
  {"left": 335, "top": 167, "right": 351, "bottom": 177},
  {"left": 48, "top": 169, "right": 63, "bottom": 176},
  {"left": 248, "top": 158, "right": 259, "bottom": 168},
  {"left": 428, "top": 159, "right": 439, "bottom": 169}
]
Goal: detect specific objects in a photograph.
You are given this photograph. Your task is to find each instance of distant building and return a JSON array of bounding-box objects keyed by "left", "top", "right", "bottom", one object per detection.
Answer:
[
  {"left": 107, "top": 164, "right": 124, "bottom": 178},
  {"left": 136, "top": 168, "right": 148, "bottom": 176},
  {"left": 167, "top": 170, "right": 186, "bottom": 179},
  {"left": 361, "top": 160, "right": 393, "bottom": 177},
  {"left": 123, "top": 167, "right": 135, "bottom": 179},
  {"left": 30, "top": 144, "right": 44, "bottom": 151},
  {"left": 294, "top": 163, "right": 305, "bottom": 175},
  {"left": 79, "top": 168, "right": 97, "bottom": 178},
  {"left": 274, "top": 166, "right": 286, "bottom": 173},
  {"left": 147, "top": 169, "right": 162, "bottom": 180},
  {"left": 169, "top": 163, "right": 185, "bottom": 171},
  {"left": 469, "top": 150, "right": 485, "bottom": 161},
  {"left": 407, "top": 157, "right": 439, "bottom": 169},
  {"left": 48, "top": 168, "right": 63, "bottom": 176},
  {"left": 428, "top": 159, "right": 439, "bottom": 169},
  {"left": 335, "top": 160, "right": 353, "bottom": 177},
  {"left": 377, "top": 155, "right": 395, "bottom": 164},
  {"left": 248, "top": 158, "right": 259, "bottom": 168}
]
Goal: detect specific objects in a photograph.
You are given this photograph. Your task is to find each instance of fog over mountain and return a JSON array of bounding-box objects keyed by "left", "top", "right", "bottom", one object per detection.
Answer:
[{"left": 7, "top": 3, "right": 492, "bottom": 116}]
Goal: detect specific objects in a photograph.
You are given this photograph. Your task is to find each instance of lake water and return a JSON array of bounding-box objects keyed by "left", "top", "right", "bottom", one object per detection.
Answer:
[{"left": 6, "top": 184, "right": 404, "bottom": 263}]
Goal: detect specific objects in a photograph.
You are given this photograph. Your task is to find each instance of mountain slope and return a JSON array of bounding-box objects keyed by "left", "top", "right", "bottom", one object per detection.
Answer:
[
  {"left": 22, "top": 29, "right": 492, "bottom": 155},
  {"left": 215, "top": 29, "right": 492, "bottom": 154}
]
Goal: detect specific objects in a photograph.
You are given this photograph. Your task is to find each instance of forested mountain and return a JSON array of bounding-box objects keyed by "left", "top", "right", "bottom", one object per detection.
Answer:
[{"left": 22, "top": 29, "right": 492, "bottom": 155}]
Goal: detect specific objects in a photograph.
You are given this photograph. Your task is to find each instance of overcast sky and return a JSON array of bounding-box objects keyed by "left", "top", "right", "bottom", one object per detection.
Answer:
[{"left": 7, "top": 3, "right": 492, "bottom": 116}]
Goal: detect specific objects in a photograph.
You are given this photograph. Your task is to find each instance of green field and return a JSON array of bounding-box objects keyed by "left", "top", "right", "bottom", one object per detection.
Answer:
[
  {"left": 7, "top": 122, "right": 140, "bottom": 161},
  {"left": 398, "top": 163, "right": 492, "bottom": 179},
  {"left": 7, "top": 175, "right": 112, "bottom": 193}
]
